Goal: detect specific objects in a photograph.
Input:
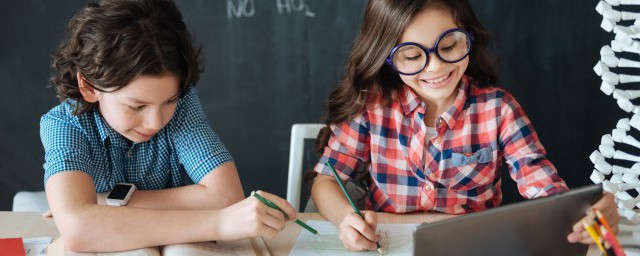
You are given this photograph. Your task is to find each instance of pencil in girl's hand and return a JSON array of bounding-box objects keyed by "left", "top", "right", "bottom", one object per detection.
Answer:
[
  {"left": 583, "top": 218, "right": 609, "bottom": 256},
  {"left": 326, "top": 162, "right": 384, "bottom": 255},
  {"left": 600, "top": 223, "right": 626, "bottom": 256},
  {"left": 251, "top": 191, "right": 319, "bottom": 235},
  {"left": 595, "top": 210, "right": 625, "bottom": 256}
]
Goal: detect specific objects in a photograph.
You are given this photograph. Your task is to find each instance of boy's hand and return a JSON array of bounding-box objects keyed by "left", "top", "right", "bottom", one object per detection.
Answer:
[
  {"left": 42, "top": 209, "right": 52, "bottom": 218},
  {"left": 217, "top": 190, "right": 296, "bottom": 240}
]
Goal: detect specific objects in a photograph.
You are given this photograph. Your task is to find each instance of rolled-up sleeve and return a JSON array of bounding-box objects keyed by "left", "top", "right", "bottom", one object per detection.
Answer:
[
  {"left": 169, "top": 88, "right": 233, "bottom": 183},
  {"left": 40, "top": 107, "right": 94, "bottom": 184},
  {"left": 314, "top": 112, "right": 371, "bottom": 182},
  {"left": 498, "top": 92, "right": 568, "bottom": 198}
]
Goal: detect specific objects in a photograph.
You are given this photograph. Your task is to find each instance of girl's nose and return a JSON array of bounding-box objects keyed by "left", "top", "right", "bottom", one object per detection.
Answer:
[{"left": 423, "top": 52, "right": 447, "bottom": 75}]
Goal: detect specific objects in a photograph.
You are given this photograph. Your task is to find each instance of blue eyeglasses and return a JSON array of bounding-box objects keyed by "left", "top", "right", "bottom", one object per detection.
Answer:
[{"left": 386, "top": 28, "right": 474, "bottom": 76}]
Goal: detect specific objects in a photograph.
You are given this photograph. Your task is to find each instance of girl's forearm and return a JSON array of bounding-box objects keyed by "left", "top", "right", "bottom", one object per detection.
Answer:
[{"left": 311, "top": 175, "right": 358, "bottom": 225}]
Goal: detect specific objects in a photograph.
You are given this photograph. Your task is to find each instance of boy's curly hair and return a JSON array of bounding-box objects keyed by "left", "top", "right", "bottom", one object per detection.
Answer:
[{"left": 50, "top": 0, "right": 202, "bottom": 115}]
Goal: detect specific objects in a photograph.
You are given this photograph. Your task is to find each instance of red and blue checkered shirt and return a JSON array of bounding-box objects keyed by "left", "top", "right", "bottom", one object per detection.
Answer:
[{"left": 314, "top": 75, "right": 568, "bottom": 214}]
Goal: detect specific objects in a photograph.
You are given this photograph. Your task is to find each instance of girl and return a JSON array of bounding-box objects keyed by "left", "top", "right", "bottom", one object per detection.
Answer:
[
  {"left": 310, "top": 0, "right": 619, "bottom": 251},
  {"left": 41, "top": 0, "right": 295, "bottom": 252}
]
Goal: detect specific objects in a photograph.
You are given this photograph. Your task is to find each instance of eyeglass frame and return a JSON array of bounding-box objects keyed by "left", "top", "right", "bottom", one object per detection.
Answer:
[{"left": 385, "top": 28, "right": 474, "bottom": 76}]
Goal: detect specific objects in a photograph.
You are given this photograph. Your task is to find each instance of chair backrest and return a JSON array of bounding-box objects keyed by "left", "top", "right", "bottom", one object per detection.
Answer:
[
  {"left": 13, "top": 191, "right": 49, "bottom": 212},
  {"left": 286, "top": 123, "right": 324, "bottom": 211}
]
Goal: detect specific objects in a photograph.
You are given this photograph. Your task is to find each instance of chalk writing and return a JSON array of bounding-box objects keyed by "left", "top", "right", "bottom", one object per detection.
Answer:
[{"left": 226, "top": 0, "right": 315, "bottom": 19}]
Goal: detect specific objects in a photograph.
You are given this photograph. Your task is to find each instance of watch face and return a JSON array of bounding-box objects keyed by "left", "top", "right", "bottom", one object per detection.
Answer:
[{"left": 108, "top": 184, "right": 133, "bottom": 200}]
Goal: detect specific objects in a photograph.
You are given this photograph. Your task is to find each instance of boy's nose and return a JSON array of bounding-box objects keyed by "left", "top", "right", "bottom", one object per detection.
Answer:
[{"left": 143, "top": 111, "right": 163, "bottom": 131}]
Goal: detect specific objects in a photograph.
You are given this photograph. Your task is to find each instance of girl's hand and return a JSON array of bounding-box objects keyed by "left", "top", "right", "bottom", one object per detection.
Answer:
[
  {"left": 217, "top": 190, "right": 297, "bottom": 240},
  {"left": 567, "top": 192, "right": 619, "bottom": 244},
  {"left": 338, "top": 211, "right": 380, "bottom": 251}
]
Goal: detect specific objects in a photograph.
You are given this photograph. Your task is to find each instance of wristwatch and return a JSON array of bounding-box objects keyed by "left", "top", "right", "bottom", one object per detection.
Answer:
[{"left": 106, "top": 183, "right": 137, "bottom": 206}]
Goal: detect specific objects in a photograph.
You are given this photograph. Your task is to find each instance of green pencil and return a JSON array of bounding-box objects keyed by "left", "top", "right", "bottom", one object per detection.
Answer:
[
  {"left": 326, "top": 162, "right": 383, "bottom": 254},
  {"left": 251, "top": 191, "right": 319, "bottom": 235}
]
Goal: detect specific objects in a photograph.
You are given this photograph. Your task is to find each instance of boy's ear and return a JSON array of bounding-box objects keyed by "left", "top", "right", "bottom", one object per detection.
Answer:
[{"left": 77, "top": 72, "right": 100, "bottom": 103}]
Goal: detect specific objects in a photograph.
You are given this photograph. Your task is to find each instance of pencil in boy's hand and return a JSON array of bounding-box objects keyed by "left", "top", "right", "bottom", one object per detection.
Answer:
[
  {"left": 325, "top": 162, "right": 384, "bottom": 255},
  {"left": 250, "top": 191, "right": 319, "bottom": 235}
]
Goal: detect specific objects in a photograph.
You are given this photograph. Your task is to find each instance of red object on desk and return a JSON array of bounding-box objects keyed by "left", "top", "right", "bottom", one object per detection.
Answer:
[{"left": 0, "top": 238, "right": 25, "bottom": 256}]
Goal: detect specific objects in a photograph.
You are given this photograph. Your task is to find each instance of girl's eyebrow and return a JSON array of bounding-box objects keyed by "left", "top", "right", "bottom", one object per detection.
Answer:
[{"left": 125, "top": 93, "right": 180, "bottom": 104}]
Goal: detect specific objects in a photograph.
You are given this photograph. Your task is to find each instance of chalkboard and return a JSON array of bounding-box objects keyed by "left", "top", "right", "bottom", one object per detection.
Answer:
[{"left": 0, "top": 0, "right": 619, "bottom": 211}]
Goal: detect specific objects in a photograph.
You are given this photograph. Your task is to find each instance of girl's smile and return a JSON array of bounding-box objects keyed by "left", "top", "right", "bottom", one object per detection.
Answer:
[
  {"left": 420, "top": 69, "right": 456, "bottom": 89},
  {"left": 397, "top": 6, "right": 469, "bottom": 106}
]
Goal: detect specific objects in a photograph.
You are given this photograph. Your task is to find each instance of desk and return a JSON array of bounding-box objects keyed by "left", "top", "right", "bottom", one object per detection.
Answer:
[
  {"left": 0, "top": 211, "right": 599, "bottom": 256},
  {"left": 267, "top": 213, "right": 601, "bottom": 256},
  {"left": 0, "top": 211, "right": 60, "bottom": 240},
  {"left": 266, "top": 212, "right": 455, "bottom": 255}
]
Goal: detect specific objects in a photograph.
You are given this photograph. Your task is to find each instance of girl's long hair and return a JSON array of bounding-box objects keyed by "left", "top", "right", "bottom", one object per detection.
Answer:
[{"left": 315, "top": 0, "right": 497, "bottom": 154}]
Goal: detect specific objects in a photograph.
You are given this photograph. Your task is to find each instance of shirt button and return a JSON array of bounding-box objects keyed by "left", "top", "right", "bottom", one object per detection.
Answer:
[
  {"left": 425, "top": 184, "right": 433, "bottom": 191},
  {"left": 434, "top": 138, "right": 442, "bottom": 144},
  {"left": 429, "top": 173, "right": 437, "bottom": 180},
  {"left": 437, "top": 118, "right": 444, "bottom": 126}
]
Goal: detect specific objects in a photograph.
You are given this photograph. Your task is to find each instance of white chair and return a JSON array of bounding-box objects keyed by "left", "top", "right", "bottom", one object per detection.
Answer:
[
  {"left": 286, "top": 123, "right": 325, "bottom": 212},
  {"left": 286, "top": 123, "right": 366, "bottom": 212},
  {"left": 12, "top": 191, "right": 49, "bottom": 212}
]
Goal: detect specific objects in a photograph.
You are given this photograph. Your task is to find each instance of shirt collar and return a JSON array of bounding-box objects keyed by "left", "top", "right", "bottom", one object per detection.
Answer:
[
  {"left": 93, "top": 109, "right": 132, "bottom": 148},
  {"left": 440, "top": 75, "right": 470, "bottom": 129},
  {"left": 399, "top": 84, "right": 422, "bottom": 116},
  {"left": 399, "top": 75, "right": 470, "bottom": 129}
]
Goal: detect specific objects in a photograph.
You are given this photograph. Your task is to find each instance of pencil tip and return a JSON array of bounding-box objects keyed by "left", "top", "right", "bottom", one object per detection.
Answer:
[{"left": 377, "top": 248, "right": 384, "bottom": 254}]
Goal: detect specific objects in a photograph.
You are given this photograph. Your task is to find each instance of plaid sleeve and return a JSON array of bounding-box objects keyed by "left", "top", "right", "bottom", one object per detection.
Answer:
[
  {"left": 498, "top": 91, "right": 568, "bottom": 198},
  {"left": 314, "top": 112, "right": 371, "bottom": 182}
]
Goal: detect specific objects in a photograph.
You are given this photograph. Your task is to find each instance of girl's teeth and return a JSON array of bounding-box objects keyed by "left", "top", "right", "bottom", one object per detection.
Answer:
[{"left": 426, "top": 72, "right": 450, "bottom": 84}]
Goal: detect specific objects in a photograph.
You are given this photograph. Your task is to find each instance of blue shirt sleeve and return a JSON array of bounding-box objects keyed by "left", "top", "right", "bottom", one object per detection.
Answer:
[
  {"left": 168, "top": 88, "right": 233, "bottom": 183},
  {"left": 40, "top": 103, "right": 95, "bottom": 184}
]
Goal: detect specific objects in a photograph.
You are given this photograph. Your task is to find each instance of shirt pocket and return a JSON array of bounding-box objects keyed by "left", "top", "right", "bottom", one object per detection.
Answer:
[{"left": 447, "top": 147, "right": 496, "bottom": 191}]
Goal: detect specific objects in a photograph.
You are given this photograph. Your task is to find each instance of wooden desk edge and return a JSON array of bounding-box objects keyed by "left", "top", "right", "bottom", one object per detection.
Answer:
[{"left": 0, "top": 211, "right": 598, "bottom": 256}]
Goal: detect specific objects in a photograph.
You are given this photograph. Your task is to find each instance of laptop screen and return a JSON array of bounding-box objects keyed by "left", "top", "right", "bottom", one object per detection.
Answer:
[{"left": 413, "top": 185, "right": 603, "bottom": 256}]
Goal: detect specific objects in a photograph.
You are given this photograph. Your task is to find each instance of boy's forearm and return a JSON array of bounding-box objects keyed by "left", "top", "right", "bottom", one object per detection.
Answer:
[
  {"left": 60, "top": 205, "right": 223, "bottom": 252},
  {"left": 124, "top": 184, "right": 242, "bottom": 210},
  {"left": 124, "top": 162, "right": 245, "bottom": 210}
]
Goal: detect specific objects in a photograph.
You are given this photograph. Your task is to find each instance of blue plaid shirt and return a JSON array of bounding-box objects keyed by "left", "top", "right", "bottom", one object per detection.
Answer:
[{"left": 40, "top": 88, "right": 233, "bottom": 192}]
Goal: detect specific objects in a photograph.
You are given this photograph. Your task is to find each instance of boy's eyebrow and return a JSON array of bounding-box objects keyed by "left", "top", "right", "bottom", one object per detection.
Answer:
[{"left": 125, "top": 93, "right": 180, "bottom": 104}]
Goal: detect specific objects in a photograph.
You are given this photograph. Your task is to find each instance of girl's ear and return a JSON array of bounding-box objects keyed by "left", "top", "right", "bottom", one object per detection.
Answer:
[{"left": 77, "top": 72, "right": 100, "bottom": 103}]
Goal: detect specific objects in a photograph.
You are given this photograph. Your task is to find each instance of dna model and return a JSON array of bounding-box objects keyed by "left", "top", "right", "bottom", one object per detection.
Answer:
[{"left": 592, "top": 0, "right": 640, "bottom": 250}]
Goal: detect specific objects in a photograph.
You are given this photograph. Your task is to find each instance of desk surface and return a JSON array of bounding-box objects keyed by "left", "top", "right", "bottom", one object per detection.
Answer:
[
  {"left": 268, "top": 212, "right": 456, "bottom": 255},
  {"left": 0, "top": 211, "right": 598, "bottom": 256}
]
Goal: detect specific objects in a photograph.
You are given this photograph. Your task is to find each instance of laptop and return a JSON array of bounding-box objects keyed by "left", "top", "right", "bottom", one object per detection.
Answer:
[{"left": 413, "top": 184, "right": 603, "bottom": 256}]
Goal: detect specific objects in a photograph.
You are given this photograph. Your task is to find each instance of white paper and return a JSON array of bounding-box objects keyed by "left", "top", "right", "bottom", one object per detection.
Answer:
[
  {"left": 22, "top": 237, "right": 51, "bottom": 256},
  {"left": 289, "top": 220, "right": 417, "bottom": 256},
  {"left": 162, "top": 240, "right": 256, "bottom": 256}
]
